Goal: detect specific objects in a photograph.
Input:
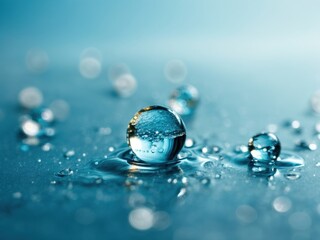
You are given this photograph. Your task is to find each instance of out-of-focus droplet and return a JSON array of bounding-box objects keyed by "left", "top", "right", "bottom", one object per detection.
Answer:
[
  {"left": 26, "top": 49, "right": 49, "bottom": 74},
  {"left": 273, "top": 196, "right": 292, "bottom": 213},
  {"left": 235, "top": 205, "right": 257, "bottom": 224},
  {"left": 164, "top": 60, "right": 187, "bottom": 83},
  {"left": 21, "top": 119, "right": 41, "bottom": 137},
  {"left": 184, "top": 138, "right": 196, "bottom": 148},
  {"left": 42, "top": 143, "right": 53, "bottom": 151},
  {"left": 168, "top": 84, "right": 200, "bottom": 116},
  {"left": 233, "top": 144, "right": 248, "bottom": 154},
  {"left": 113, "top": 73, "right": 137, "bottom": 97},
  {"left": 79, "top": 48, "right": 102, "bottom": 79},
  {"left": 64, "top": 150, "right": 75, "bottom": 158},
  {"left": 295, "top": 140, "right": 317, "bottom": 151},
  {"left": 79, "top": 57, "right": 101, "bottom": 79},
  {"left": 49, "top": 100, "right": 70, "bottom": 121},
  {"left": 311, "top": 90, "right": 320, "bottom": 114},
  {"left": 31, "top": 107, "right": 54, "bottom": 125},
  {"left": 128, "top": 207, "right": 154, "bottom": 231},
  {"left": 19, "top": 87, "right": 43, "bottom": 109}
]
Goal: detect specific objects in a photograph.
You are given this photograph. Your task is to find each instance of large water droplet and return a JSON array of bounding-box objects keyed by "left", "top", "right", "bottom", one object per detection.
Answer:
[
  {"left": 168, "top": 84, "right": 199, "bottom": 116},
  {"left": 127, "top": 106, "right": 186, "bottom": 166},
  {"left": 248, "top": 132, "right": 281, "bottom": 163}
]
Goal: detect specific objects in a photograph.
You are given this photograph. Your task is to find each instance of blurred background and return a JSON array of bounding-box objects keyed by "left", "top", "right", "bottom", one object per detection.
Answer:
[{"left": 1, "top": 1, "right": 320, "bottom": 240}]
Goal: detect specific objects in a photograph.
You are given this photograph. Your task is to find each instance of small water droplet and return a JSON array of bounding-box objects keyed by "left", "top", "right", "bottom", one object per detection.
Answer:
[
  {"left": 295, "top": 140, "right": 317, "bottom": 151},
  {"left": 12, "top": 192, "right": 22, "bottom": 199},
  {"left": 168, "top": 84, "right": 199, "bottom": 116},
  {"left": 248, "top": 132, "right": 281, "bottom": 163},
  {"left": 64, "top": 150, "right": 75, "bottom": 158},
  {"left": 56, "top": 168, "right": 74, "bottom": 177},
  {"left": 273, "top": 196, "right": 292, "bottom": 213},
  {"left": 233, "top": 144, "right": 248, "bottom": 154},
  {"left": 177, "top": 188, "right": 187, "bottom": 198},
  {"left": 184, "top": 138, "right": 196, "bottom": 148},
  {"left": 284, "top": 170, "right": 301, "bottom": 180},
  {"left": 42, "top": 143, "right": 53, "bottom": 151}
]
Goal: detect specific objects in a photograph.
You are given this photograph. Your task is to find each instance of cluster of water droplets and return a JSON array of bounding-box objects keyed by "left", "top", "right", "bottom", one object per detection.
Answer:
[{"left": 18, "top": 86, "right": 69, "bottom": 151}]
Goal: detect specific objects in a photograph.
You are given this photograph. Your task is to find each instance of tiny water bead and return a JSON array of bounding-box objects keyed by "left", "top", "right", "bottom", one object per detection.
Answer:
[
  {"left": 127, "top": 106, "right": 186, "bottom": 166},
  {"left": 168, "top": 84, "right": 199, "bottom": 116},
  {"left": 248, "top": 132, "right": 281, "bottom": 163}
]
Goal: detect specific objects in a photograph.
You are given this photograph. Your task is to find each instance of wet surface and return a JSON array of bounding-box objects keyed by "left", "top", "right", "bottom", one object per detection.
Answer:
[{"left": 2, "top": 2, "right": 320, "bottom": 240}]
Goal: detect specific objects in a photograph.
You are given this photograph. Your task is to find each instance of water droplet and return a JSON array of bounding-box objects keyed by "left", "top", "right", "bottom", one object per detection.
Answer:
[
  {"left": 295, "top": 140, "right": 317, "bottom": 151},
  {"left": 79, "top": 48, "right": 102, "bottom": 79},
  {"left": 113, "top": 73, "right": 137, "bottom": 98},
  {"left": 22, "top": 137, "right": 40, "bottom": 146},
  {"left": 177, "top": 188, "right": 187, "bottom": 198},
  {"left": 18, "top": 87, "right": 43, "bottom": 109},
  {"left": 31, "top": 108, "right": 54, "bottom": 125},
  {"left": 97, "top": 127, "right": 112, "bottom": 135},
  {"left": 129, "top": 207, "right": 154, "bottom": 231},
  {"left": 248, "top": 132, "right": 281, "bottom": 163},
  {"left": 168, "top": 84, "right": 199, "bottom": 116},
  {"left": 127, "top": 106, "right": 186, "bottom": 166},
  {"left": 64, "top": 150, "right": 75, "bottom": 158},
  {"left": 42, "top": 143, "right": 53, "bottom": 151},
  {"left": 184, "top": 138, "right": 196, "bottom": 148},
  {"left": 21, "top": 119, "right": 41, "bottom": 137},
  {"left": 200, "top": 177, "right": 210, "bottom": 186},
  {"left": 201, "top": 145, "right": 222, "bottom": 155},
  {"left": 202, "top": 160, "right": 215, "bottom": 169},
  {"left": 235, "top": 205, "right": 257, "bottom": 224},
  {"left": 56, "top": 168, "right": 74, "bottom": 177},
  {"left": 79, "top": 57, "right": 101, "bottom": 79},
  {"left": 12, "top": 192, "right": 22, "bottom": 199},
  {"left": 311, "top": 90, "right": 320, "bottom": 114},
  {"left": 284, "top": 170, "right": 301, "bottom": 180},
  {"left": 233, "top": 144, "right": 249, "bottom": 154},
  {"left": 273, "top": 196, "right": 292, "bottom": 213},
  {"left": 164, "top": 59, "right": 187, "bottom": 83}
]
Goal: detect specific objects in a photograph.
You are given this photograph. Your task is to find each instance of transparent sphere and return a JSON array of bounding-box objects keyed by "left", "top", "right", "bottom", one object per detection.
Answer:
[
  {"left": 168, "top": 84, "right": 199, "bottom": 116},
  {"left": 248, "top": 132, "right": 281, "bottom": 162},
  {"left": 127, "top": 106, "right": 186, "bottom": 166}
]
